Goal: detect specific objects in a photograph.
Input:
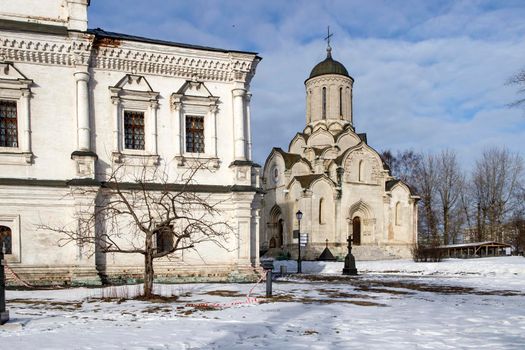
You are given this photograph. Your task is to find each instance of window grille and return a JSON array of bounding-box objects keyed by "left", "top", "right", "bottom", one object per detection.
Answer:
[
  {"left": 0, "top": 225, "right": 12, "bottom": 255},
  {"left": 0, "top": 100, "right": 18, "bottom": 148},
  {"left": 124, "top": 111, "right": 145, "bottom": 150},
  {"left": 186, "top": 115, "right": 204, "bottom": 153}
]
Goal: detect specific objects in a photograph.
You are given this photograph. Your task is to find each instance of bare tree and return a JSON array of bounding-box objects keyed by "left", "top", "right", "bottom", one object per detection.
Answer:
[
  {"left": 381, "top": 149, "right": 421, "bottom": 187},
  {"left": 435, "top": 150, "right": 464, "bottom": 245},
  {"left": 413, "top": 153, "right": 439, "bottom": 244},
  {"left": 471, "top": 147, "right": 524, "bottom": 242},
  {"left": 508, "top": 68, "right": 525, "bottom": 108},
  {"left": 40, "top": 162, "right": 234, "bottom": 297}
]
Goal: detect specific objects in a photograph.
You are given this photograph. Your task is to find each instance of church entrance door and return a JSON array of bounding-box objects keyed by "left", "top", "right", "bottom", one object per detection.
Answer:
[
  {"left": 353, "top": 217, "right": 361, "bottom": 245},
  {"left": 278, "top": 219, "right": 284, "bottom": 247}
]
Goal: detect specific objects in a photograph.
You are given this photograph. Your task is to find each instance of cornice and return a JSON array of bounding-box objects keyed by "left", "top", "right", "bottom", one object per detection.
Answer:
[
  {"left": 0, "top": 32, "right": 258, "bottom": 83},
  {"left": 305, "top": 74, "right": 354, "bottom": 87}
]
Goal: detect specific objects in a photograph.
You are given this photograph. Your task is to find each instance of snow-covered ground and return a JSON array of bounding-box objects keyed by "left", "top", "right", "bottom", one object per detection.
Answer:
[{"left": 1, "top": 257, "right": 525, "bottom": 349}]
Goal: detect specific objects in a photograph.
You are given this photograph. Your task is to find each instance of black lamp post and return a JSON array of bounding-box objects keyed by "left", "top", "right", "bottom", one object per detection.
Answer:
[
  {"left": 0, "top": 240, "right": 9, "bottom": 325},
  {"left": 296, "top": 210, "right": 303, "bottom": 274}
]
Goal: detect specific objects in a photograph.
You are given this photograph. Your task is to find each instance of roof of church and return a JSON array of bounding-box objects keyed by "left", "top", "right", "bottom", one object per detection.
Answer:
[
  {"left": 271, "top": 148, "right": 312, "bottom": 170},
  {"left": 88, "top": 28, "right": 260, "bottom": 57},
  {"left": 293, "top": 174, "right": 328, "bottom": 189},
  {"left": 308, "top": 49, "right": 350, "bottom": 80},
  {"left": 385, "top": 179, "right": 417, "bottom": 196}
]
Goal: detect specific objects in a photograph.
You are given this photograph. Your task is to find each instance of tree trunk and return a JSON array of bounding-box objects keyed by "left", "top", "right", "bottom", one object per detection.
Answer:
[
  {"left": 144, "top": 253, "right": 154, "bottom": 297},
  {"left": 443, "top": 205, "right": 449, "bottom": 245}
]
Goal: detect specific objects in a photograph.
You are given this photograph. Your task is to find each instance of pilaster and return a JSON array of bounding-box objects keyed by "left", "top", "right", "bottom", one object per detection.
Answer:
[
  {"left": 72, "top": 70, "right": 96, "bottom": 178},
  {"left": 232, "top": 88, "right": 246, "bottom": 160}
]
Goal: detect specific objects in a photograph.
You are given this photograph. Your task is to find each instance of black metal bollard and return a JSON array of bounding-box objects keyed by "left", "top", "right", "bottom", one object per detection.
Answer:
[
  {"left": 266, "top": 270, "right": 272, "bottom": 297},
  {"left": 260, "top": 259, "right": 274, "bottom": 298}
]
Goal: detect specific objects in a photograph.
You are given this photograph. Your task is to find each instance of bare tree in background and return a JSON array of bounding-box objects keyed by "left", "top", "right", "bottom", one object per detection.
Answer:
[
  {"left": 435, "top": 150, "right": 464, "bottom": 245},
  {"left": 471, "top": 147, "right": 523, "bottom": 242},
  {"left": 413, "top": 153, "right": 439, "bottom": 244},
  {"left": 381, "top": 149, "right": 421, "bottom": 187},
  {"left": 40, "top": 162, "right": 234, "bottom": 297},
  {"left": 508, "top": 68, "right": 525, "bottom": 108}
]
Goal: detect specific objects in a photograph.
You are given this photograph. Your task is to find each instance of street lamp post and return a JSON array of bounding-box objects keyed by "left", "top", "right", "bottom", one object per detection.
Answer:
[
  {"left": 296, "top": 210, "right": 303, "bottom": 274},
  {"left": 0, "top": 240, "right": 9, "bottom": 325}
]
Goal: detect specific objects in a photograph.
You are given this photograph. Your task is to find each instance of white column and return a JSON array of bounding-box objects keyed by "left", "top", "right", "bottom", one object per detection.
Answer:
[
  {"left": 253, "top": 208, "right": 261, "bottom": 266},
  {"left": 207, "top": 105, "right": 218, "bottom": 158},
  {"left": 245, "top": 93, "right": 252, "bottom": 161},
  {"left": 172, "top": 102, "right": 182, "bottom": 156},
  {"left": 111, "top": 97, "right": 120, "bottom": 153},
  {"left": 20, "top": 89, "right": 31, "bottom": 153},
  {"left": 232, "top": 88, "right": 246, "bottom": 160},
  {"left": 148, "top": 101, "right": 158, "bottom": 155},
  {"left": 74, "top": 71, "right": 90, "bottom": 151}
]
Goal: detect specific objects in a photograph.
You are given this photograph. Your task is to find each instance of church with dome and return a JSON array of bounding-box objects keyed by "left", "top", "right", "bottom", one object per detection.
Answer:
[{"left": 260, "top": 43, "right": 419, "bottom": 260}]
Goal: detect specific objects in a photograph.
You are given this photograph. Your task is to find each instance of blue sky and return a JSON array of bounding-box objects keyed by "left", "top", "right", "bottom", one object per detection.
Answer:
[{"left": 89, "top": 0, "right": 525, "bottom": 168}]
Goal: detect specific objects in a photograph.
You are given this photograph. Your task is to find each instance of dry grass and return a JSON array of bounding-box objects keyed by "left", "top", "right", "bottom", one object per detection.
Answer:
[
  {"left": 9, "top": 299, "right": 83, "bottom": 310},
  {"left": 203, "top": 290, "right": 245, "bottom": 297}
]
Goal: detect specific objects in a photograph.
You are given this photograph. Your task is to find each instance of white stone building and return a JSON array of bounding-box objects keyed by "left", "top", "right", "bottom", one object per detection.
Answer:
[
  {"left": 0, "top": 1, "right": 262, "bottom": 285},
  {"left": 261, "top": 46, "right": 419, "bottom": 260}
]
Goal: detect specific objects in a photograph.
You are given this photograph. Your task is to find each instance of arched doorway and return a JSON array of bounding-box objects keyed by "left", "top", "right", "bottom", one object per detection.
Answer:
[
  {"left": 269, "top": 205, "right": 284, "bottom": 249},
  {"left": 352, "top": 217, "right": 361, "bottom": 246},
  {"left": 278, "top": 219, "right": 284, "bottom": 247}
]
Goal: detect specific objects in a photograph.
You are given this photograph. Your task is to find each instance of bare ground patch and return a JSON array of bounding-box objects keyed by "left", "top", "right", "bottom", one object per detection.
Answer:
[
  {"left": 9, "top": 299, "right": 83, "bottom": 311},
  {"left": 260, "top": 293, "right": 387, "bottom": 307},
  {"left": 283, "top": 275, "right": 525, "bottom": 297},
  {"left": 203, "top": 290, "right": 246, "bottom": 298}
]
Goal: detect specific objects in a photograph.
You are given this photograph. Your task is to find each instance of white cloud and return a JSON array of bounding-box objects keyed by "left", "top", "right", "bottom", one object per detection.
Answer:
[{"left": 89, "top": 0, "right": 525, "bottom": 171}]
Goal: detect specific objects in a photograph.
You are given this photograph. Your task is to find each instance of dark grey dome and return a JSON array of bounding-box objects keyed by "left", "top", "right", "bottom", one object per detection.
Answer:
[{"left": 309, "top": 49, "right": 349, "bottom": 79}]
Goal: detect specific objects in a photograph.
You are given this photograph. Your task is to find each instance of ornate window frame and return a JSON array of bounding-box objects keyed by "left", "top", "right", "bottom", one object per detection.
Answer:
[
  {"left": 109, "top": 74, "right": 160, "bottom": 166},
  {"left": 171, "top": 80, "right": 220, "bottom": 168},
  {"left": 0, "top": 62, "right": 33, "bottom": 165}
]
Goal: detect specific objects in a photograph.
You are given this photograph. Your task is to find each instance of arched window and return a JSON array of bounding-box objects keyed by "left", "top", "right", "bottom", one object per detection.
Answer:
[
  {"left": 395, "top": 202, "right": 402, "bottom": 226},
  {"left": 339, "top": 87, "right": 343, "bottom": 117},
  {"left": 0, "top": 225, "right": 12, "bottom": 255},
  {"left": 319, "top": 198, "right": 324, "bottom": 224},
  {"left": 322, "top": 87, "right": 327, "bottom": 119},
  {"left": 358, "top": 160, "right": 364, "bottom": 182}
]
